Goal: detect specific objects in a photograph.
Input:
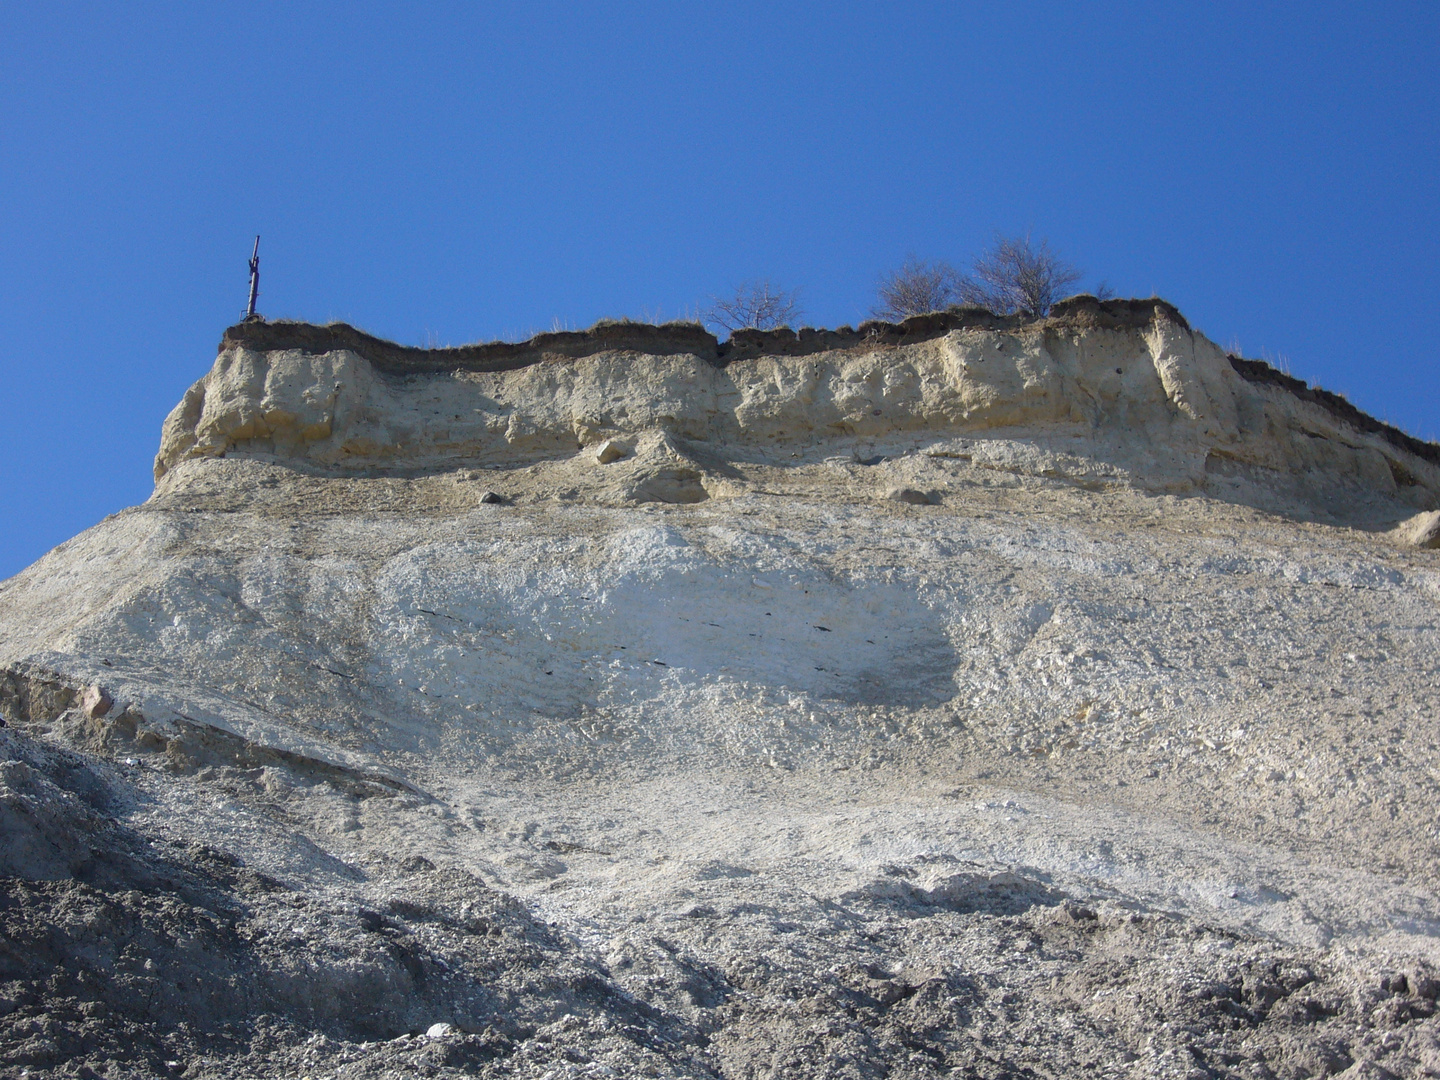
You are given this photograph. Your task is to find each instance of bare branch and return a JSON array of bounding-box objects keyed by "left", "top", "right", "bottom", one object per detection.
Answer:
[
  {"left": 872, "top": 257, "right": 960, "bottom": 320},
  {"left": 956, "top": 233, "right": 1082, "bottom": 317},
  {"left": 704, "top": 280, "right": 804, "bottom": 333}
]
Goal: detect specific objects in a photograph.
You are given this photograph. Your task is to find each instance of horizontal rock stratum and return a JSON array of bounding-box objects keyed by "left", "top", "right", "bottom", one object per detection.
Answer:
[
  {"left": 3, "top": 299, "right": 1440, "bottom": 1078},
  {"left": 155, "top": 299, "right": 1440, "bottom": 516}
]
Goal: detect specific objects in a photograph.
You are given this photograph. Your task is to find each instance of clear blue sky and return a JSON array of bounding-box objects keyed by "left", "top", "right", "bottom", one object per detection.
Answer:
[{"left": 2, "top": 2, "right": 1436, "bottom": 578}]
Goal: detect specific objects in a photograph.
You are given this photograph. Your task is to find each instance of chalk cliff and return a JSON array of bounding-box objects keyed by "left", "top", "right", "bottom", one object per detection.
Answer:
[
  {"left": 154, "top": 300, "right": 1440, "bottom": 528},
  {"left": 2, "top": 299, "right": 1439, "bottom": 1078}
]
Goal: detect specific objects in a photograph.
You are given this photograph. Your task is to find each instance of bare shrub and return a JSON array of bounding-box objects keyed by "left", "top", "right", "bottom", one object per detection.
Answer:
[
  {"left": 956, "top": 233, "right": 1082, "bottom": 317},
  {"left": 704, "top": 280, "right": 803, "bottom": 333},
  {"left": 872, "top": 257, "right": 960, "bottom": 320}
]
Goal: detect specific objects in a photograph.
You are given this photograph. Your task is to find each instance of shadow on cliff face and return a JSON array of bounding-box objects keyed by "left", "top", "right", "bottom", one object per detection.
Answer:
[
  {"left": 369, "top": 525, "right": 959, "bottom": 730},
  {"left": 581, "top": 548, "right": 958, "bottom": 709},
  {"left": 843, "top": 862, "right": 1066, "bottom": 917},
  {"left": 1198, "top": 450, "right": 1438, "bottom": 532}
]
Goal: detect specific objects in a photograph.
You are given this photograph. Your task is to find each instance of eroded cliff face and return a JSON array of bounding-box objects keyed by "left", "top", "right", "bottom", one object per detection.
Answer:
[
  {"left": 153, "top": 302, "right": 1440, "bottom": 522},
  {"left": 3, "top": 301, "right": 1440, "bottom": 1079}
]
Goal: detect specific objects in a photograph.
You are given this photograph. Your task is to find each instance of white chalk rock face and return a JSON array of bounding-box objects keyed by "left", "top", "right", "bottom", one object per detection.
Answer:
[
  {"left": 152, "top": 303, "right": 1440, "bottom": 514},
  {"left": 1400, "top": 509, "right": 1440, "bottom": 548},
  {"left": 4, "top": 299, "right": 1440, "bottom": 1078}
]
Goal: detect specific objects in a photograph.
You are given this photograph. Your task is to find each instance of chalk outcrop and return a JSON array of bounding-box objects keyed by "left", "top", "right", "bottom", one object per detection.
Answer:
[
  {"left": 1401, "top": 508, "right": 1440, "bottom": 548},
  {"left": 2, "top": 299, "right": 1439, "bottom": 1079},
  {"left": 155, "top": 300, "right": 1440, "bottom": 523}
]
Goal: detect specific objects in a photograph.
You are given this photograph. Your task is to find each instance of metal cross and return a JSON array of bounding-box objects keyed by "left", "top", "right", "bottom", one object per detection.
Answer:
[{"left": 245, "top": 236, "right": 261, "bottom": 321}]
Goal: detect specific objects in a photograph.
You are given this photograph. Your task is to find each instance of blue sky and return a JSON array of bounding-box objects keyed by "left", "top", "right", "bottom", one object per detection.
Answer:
[{"left": 1, "top": 2, "right": 1436, "bottom": 578}]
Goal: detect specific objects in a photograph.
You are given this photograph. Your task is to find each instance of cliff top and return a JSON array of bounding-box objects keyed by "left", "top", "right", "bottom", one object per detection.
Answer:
[
  {"left": 220, "top": 295, "right": 1188, "bottom": 373},
  {"left": 213, "top": 296, "right": 1438, "bottom": 471}
]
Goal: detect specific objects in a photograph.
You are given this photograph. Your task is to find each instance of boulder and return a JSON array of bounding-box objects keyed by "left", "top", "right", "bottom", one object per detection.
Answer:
[
  {"left": 78, "top": 685, "right": 112, "bottom": 720},
  {"left": 1399, "top": 510, "right": 1440, "bottom": 549},
  {"left": 885, "top": 487, "right": 933, "bottom": 506},
  {"left": 595, "top": 440, "right": 626, "bottom": 465}
]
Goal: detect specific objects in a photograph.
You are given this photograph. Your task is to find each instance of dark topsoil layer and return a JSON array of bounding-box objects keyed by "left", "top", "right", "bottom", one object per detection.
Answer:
[{"left": 221, "top": 296, "right": 1439, "bottom": 469}]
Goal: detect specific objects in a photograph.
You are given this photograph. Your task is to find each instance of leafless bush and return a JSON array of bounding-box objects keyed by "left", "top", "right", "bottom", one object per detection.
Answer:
[
  {"left": 872, "top": 257, "right": 960, "bottom": 320},
  {"left": 704, "top": 280, "right": 803, "bottom": 333},
  {"left": 956, "top": 233, "right": 1082, "bottom": 317}
]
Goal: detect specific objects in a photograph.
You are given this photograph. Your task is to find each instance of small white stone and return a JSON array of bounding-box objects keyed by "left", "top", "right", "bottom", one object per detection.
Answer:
[
  {"left": 595, "top": 439, "right": 626, "bottom": 464},
  {"left": 425, "top": 1022, "right": 455, "bottom": 1039}
]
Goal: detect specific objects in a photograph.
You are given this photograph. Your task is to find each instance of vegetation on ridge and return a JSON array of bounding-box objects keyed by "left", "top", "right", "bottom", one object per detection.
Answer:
[
  {"left": 872, "top": 233, "right": 1089, "bottom": 321},
  {"left": 703, "top": 279, "right": 805, "bottom": 333}
]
